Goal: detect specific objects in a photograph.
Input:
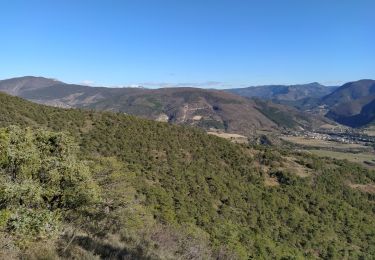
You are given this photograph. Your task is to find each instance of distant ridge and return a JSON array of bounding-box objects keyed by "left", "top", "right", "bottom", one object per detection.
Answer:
[
  {"left": 323, "top": 79, "right": 375, "bottom": 127},
  {"left": 225, "top": 82, "right": 338, "bottom": 101},
  {"left": 225, "top": 79, "right": 375, "bottom": 127},
  {"left": 0, "top": 76, "right": 330, "bottom": 134},
  {"left": 0, "top": 76, "right": 61, "bottom": 95}
]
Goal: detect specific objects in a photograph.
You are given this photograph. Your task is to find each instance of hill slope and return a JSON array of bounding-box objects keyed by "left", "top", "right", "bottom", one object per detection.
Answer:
[
  {"left": 225, "top": 79, "right": 375, "bottom": 127},
  {"left": 323, "top": 80, "right": 375, "bottom": 127},
  {"left": 0, "top": 92, "right": 374, "bottom": 259}
]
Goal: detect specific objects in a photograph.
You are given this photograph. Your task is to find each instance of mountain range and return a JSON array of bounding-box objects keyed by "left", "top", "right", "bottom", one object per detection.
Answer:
[
  {"left": 0, "top": 76, "right": 330, "bottom": 135},
  {"left": 227, "top": 80, "right": 375, "bottom": 128},
  {"left": 1, "top": 76, "right": 374, "bottom": 129},
  {"left": 226, "top": 82, "right": 338, "bottom": 101}
]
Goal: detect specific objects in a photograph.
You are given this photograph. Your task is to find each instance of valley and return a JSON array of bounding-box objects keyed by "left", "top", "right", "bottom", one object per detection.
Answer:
[
  {"left": 0, "top": 77, "right": 374, "bottom": 259},
  {"left": 281, "top": 127, "right": 375, "bottom": 168},
  {"left": 2, "top": 1, "right": 374, "bottom": 259},
  {"left": 209, "top": 124, "right": 375, "bottom": 169}
]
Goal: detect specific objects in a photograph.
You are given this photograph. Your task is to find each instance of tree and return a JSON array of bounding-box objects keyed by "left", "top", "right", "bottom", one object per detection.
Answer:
[{"left": 0, "top": 126, "right": 99, "bottom": 240}]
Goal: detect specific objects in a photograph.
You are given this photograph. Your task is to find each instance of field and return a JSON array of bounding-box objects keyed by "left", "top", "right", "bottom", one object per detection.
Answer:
[
  {"left": 318, "top": 123, "right": 340, "bottom": 130},
  {"left": 308, "top": 149, "right": 375, "bottom": 168},
  {"left": 207, "top": 131, "right": 248, "bottom": 143},
  {"left": 364, "top": 126, "right": 375, "bottom": 137},
  {"left": 282, "top": 136, "right": 375, "bottom": 168},
  {"left": 281, "top": 136, "right": 370, "bottom": 151}
]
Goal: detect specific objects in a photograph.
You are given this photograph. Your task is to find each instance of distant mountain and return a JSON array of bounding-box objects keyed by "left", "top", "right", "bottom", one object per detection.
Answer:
[
  {"left": 85, "top": 87, "right": 332, "bottom": 133},
  {"left": 323, "top": 79, "right": 375, "bottom": 127},
  {"left": 0, "top": 76, "right": 330, "bottom": 134},
  {"left": 226, "top": 83, "right": 338, "bottom": 101},
  {"left": 0, "top": 76, "right": 62, "bottom": 95},
  {"left": 225, "top": 80, "right": 375, "bottom": 127}
]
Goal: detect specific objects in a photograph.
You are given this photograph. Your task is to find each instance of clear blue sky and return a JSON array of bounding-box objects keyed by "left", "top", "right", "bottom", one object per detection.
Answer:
[{"left": 0, "top": 0, "right": 374, "bottom": 88}]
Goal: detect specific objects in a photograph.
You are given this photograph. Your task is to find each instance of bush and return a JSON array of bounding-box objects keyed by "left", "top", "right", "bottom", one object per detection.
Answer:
[{"left": 0, "top": 126, "right": 99, "bottom": 241}]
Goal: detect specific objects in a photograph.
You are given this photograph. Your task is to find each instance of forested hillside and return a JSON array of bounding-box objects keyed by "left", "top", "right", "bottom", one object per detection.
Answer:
[{"left": 0, "top": 92, "right": 374, "bottom": 259}]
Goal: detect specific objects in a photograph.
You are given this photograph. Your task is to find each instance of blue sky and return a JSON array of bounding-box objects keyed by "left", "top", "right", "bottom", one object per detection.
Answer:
[{"left": 0, "top": 0, "right": 374, "bottom": 88}]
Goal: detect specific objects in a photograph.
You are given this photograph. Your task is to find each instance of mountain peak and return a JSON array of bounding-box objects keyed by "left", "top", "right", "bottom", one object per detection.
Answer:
[{"left": 0, "top": 76, "right": 63, "bottom": 96}]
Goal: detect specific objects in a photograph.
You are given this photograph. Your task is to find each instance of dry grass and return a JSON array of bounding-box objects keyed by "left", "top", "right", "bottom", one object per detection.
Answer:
[
  {"left": 283, "top": 157, "right": 311, "bottom": 177},
  {"left": 264, "top": 175, "right": 279, "bottom": 187},
  {"left": 262, "top": 154, "right": 311, "bottom": 187},
  {"left": 348, "top": 183, "right": 375, "bottom": 194},
  {"left": 364, "top": 126, "right": 375, "bottom": 137},
  {"left": 207, "top": 131, "right": 248, "bottom": 144},
  {"left": 366, "top": 131, "right": 375, "bottom": 137},
  {"left": 318, "top": 124, "right": 338, "bottom": 130},
  {"left": 80, "top": 119, "right": 94, "bottom": 133}
]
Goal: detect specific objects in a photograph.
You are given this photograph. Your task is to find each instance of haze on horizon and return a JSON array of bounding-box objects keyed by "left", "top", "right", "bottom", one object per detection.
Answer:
[{"left": 1, "top": 0, "right": 374, "bottom": 88}]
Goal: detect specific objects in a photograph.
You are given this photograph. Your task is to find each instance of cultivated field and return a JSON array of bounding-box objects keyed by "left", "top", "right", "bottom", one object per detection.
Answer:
[
  {"left": 364, "top": 126, "right": 375, "bottom": 137},
  {"left": 281, "top": 136, "right": 370, "bottom": 151},
  {"left": 308, "top": 149, "right": 375, "bottom": 168},
  {"left": 282, "top": 135, "right": 375, "bottom": 168}
]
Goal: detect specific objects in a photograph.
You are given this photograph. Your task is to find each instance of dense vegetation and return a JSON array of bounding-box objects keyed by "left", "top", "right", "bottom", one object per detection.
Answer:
[
  {"left": 0, "top": 127, "right": 99, "bottom": 243},
  {"left": 0, "top": 92, "right": 374, "bottom": 259}
]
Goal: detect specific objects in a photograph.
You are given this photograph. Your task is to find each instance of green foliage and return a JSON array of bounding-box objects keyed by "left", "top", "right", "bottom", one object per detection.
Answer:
[
  {"left": 0, "top": 209, "right": 11, "bottom": 229},
  {"left": 0, "top": 126, "right": 99, "bottom": 242},
  {"left": 197, "top": 119, "right": 226, "bottom": 130},
  {"left": 7, "top": 208, "right": 60, "bottom": 239},
  {"left": 255, "top": 100, "right": 298, "bottom": 128}
]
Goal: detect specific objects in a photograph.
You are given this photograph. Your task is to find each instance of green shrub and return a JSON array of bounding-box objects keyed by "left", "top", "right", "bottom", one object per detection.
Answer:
[{"left": 0, "top": 126, "right": 99, "bottom": 241}]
